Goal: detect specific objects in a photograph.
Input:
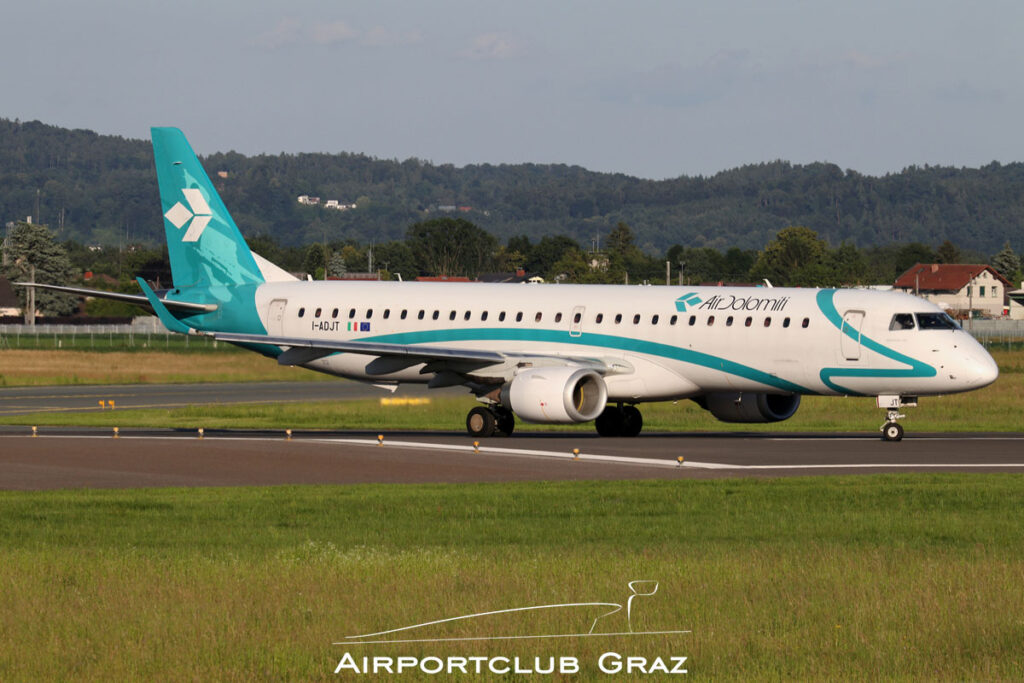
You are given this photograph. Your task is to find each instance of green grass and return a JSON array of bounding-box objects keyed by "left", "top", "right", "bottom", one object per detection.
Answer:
[
  {"left": 1, "top": 372, "right": 1020, "bottom": 433},
  {"left": 2, "top": 349, "right": 1021, "bottom": 433},
  {"left": 1, "top": 477, "right": 1023, "bottom": 680}
]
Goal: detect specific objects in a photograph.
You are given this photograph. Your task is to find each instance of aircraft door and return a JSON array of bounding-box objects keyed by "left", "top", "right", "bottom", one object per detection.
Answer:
[
  {"left": 267, "top": 299, "right": 287, "bottom": 336},
  {"left": 569, "top": 306, "right": 585, "bottom": 337},
  {"left": 840, "top": 310, "right": 864, "bottom": 361}
]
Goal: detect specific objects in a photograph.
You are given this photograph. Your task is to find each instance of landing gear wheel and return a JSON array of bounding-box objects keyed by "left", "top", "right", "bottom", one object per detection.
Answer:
[
  {"left": 620, "top": 405, "right": 643, "bottom": 437},
  {"left": 494, "top": 409, "right": 515, "bottom": 437},
  {"left": 881, "top": 421, "right": 904, "bottom": 442},
  {"left": 595, "top": 406, "right": 624, "bottom": 437},
  {"left": 467, "top": 407, "right": 497, "bottom": 438}
]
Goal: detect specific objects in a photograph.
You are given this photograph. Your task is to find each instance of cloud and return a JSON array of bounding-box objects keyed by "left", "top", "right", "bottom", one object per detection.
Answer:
[
  {"left": 254, "top": 18, "right": 415, "bottom": 50},
  {"left": 253, "top": 17, "right": 303, "bottom": 49},
  {"left": 362, "top": 26, "right": 422, "bottom": 48},
  {"left": 599, "top": 50, "right": 755, "bottom": 108},
  {"left": 310, "top": 21, "right": 357, "bottom": 46},
  {"left": 463, "top": 33, "right": 522, "bottom": 60}
]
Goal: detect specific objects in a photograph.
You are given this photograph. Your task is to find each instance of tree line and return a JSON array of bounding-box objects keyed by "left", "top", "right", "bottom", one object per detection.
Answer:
[
  {"left": 3, "top": 118, "right": 1024, "bottom": 258},
  {"left": 4, "top": 218, "right": 1020, "bottom": 317}
]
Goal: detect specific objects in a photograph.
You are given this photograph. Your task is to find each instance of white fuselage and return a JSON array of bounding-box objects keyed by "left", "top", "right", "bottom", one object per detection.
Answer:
[{"left": 249, "top": 281, "right": 998, "bottom": 401}]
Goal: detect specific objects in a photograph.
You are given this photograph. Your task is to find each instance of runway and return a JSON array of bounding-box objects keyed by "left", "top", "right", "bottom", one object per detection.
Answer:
[
  {"left": 0, "top": 381, "right": 450, "bottom": 416},
  {"left": 2, "top": 426, "right": 1023, "bottom": 490}
]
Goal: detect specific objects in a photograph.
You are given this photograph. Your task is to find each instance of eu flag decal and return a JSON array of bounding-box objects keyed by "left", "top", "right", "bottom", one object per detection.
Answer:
[{"left": 360, "top": 322, "right": 371, "bottom": 332}]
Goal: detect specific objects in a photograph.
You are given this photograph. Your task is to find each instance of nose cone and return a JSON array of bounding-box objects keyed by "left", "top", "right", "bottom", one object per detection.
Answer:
[{"left": 964, "top": 344, "right": 999, "bottom": 390}]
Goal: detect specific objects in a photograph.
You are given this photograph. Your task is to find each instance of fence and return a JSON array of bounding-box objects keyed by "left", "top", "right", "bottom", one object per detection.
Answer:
[{"left": 0, "top": 318, "right": 219, "bottom": 350}]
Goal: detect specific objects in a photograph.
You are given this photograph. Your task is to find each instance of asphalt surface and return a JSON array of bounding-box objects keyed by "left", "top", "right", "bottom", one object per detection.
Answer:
[
  {"left": 2, "top": 426, "right": 1023, "bottom": 490},
  {"left": 0, "top": 381, "right": 456, "bottom": 416}
]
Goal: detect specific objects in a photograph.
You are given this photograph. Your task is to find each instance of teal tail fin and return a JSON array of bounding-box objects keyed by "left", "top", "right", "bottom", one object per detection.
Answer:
[{"left": 151, "top": 127, "right": 264, "bottom": 289}]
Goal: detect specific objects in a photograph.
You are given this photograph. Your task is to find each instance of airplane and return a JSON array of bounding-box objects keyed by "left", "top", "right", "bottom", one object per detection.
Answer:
[{"left": 23, "top": 128, "right": 1000, "bottom": 441}]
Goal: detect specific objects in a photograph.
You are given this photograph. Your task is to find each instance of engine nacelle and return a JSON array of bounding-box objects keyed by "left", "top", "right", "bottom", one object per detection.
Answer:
[
  {"left": 501, "top": 367, "right": 608, "bottom": 423},
  {"left": 698, "top": 392, "right": 801, "bottom": 423}
]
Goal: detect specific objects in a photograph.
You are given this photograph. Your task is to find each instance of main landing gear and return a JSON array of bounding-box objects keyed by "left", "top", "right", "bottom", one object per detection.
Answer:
[
  {"left": 877, "top": 394, "right": 916, "bottom": 442},
  {"left": 466, "top": 406, "right": 515, "bottom": 438},
  {"left": 594, "top": 404, "right": 643, "bottom": 437}
]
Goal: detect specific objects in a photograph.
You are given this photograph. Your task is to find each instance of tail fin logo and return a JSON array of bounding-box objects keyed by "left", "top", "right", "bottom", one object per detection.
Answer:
[{"left": 164, "top": 188, "right": 213, "bottom": 243}]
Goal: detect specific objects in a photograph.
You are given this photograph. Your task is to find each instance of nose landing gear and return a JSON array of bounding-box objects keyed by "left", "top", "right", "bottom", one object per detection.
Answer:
[{"left": 877, "top": 394, "right": 916, "bottom": 442}]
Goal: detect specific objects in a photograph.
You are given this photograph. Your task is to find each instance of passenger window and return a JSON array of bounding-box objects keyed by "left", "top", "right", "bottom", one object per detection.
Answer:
[
  {"left": 614, "top": 314, "right": 622, "bottom": 324},
  {"left": 400, "top": 310, "right": 408, "bottom": 319},
  {"left": 783, "top": 317, "right": 791, "bottom": 328},
  {"left": 670, "top": 315, "right": 678, "bottom": 325},
  {"left": 432, "top": 310, "right": 439, "bottom": 320},
  {"left": 744, "top": 317, "right": 752, "bottom": 327},
  {"left": 555, "top": 312, "right": 563, "bottom": 323},
  {"left": 417, "top": 310, "right": 425, "bottom": 320},
  {"left": 449, "top": 311, "right": 456, "bottom": 321},
  {"left": 889, "top": 313, "right": 916, "bottom": 331},
  {"left": 633, "top": 314, "right": 640, "bottom": 324},
  {"left": 708, "top": 316, "right": 715, "bottom": 326},
  {"left": 688, "top": 315, "right": 696, "bottom": 326},
  {"left": 298, "top": 307, "right": 305, "bottom": 318},
  {"left": 651, "top": 314, "right": 659, "bottom": 325},
  {"left": 726, "top": 316, "right": 734, "bottom": 327},
  {"left": 499, "top": 311, "right": 506, "bottom": 322},
  {"left": 596, "top": 313, "right": 604, "bottom": 323},
  {"left": 516, "top": 312, "right": 523, "bottom": 322},
  {"left": 464, "top": 311, "right": 471, "bottom": 321},
  {"left": 383, "top": 309, "right": 390, "bottom": 319},
  {"left": 802, "top": 318, "right": 810, "bottom": 328},
  {"left": 315, "top": 308, "right": 322, "bottom": 318},
  {"left": 535, "top": 312, "right": 542, "bottom": 322},
  {"left": 366, "top": 309, "right": 373, "bottom": 319},
  {"left": 764, "top": 317, "right": 771, "bottom": 327},
  {"left": 573, "top": 312, "right": 582, "bottom": 323},
  {"left": 331, "top": 308, "right": 339, "bottom": 319},
  {"left": 481, "top": 311, "right": 488, "bottom": 321},
  {"left": 349, "top": 308, "right": 356, "bottom": 319}
]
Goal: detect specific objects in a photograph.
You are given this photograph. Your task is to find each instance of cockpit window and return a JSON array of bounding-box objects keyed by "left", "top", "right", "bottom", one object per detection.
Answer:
[
  {"left": 889, "top": 313, "right": 916, "bottom": 331},
  {"left": 916, "top": 312, "right": 960, "bottom": 330}
]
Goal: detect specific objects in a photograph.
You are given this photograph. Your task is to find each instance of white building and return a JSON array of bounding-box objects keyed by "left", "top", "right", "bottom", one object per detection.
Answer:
[{"left": 894, "top": 263, "right": 1014, "bottom": 318}]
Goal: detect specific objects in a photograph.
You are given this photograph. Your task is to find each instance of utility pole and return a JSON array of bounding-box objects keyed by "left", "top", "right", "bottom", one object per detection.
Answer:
[
  {"left": 25, "top": 264, "right": 35, "bottom": 326},
  {"left": 665, "top": 261, "right": 670, "bottom": 286}
]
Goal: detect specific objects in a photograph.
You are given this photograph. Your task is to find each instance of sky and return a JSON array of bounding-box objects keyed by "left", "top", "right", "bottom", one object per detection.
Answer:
[{"left": 3, "top": 0, "right": 1023, "bottom": 179}]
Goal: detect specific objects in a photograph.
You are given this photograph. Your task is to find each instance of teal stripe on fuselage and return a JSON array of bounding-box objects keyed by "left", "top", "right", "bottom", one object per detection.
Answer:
[
  {"left": 815, "top": 289, "right": 936, "bottom": 394},
  {"left": 360, "top": 327, "right": 810, "bottom": 394}
]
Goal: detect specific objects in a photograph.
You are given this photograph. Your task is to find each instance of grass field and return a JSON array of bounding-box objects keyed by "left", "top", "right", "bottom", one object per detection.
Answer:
[
  {"left": 1, "top": 476, "right": 1023, "bottom": 680},
  {"left": 1, "top": 348, "right": 1020, "bottom": 433},
  {"left": 0, "top": 349, "right": 332, "bottom": 386}
]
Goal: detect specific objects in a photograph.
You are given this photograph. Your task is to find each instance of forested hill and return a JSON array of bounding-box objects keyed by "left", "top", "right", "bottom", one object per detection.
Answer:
[{"left": 2, "top": 117, "right": 1023, "bottom": 253}]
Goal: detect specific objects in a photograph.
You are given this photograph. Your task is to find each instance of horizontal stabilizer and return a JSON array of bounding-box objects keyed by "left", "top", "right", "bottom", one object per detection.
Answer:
[{"left": 14, "top": 282, "right": 216, "bottom": 313}]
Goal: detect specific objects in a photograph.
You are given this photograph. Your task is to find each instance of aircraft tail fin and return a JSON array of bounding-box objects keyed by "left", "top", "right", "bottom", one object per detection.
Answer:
[{"left": 151, "top": 127, "right": 264, "bottom": 288}]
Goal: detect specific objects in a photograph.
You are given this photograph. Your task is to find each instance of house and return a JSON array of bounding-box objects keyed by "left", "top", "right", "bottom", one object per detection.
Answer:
[
  {"left": 297, "top": 195, "right": 321, "bottom": 206},
  {"left": 894, "top": 263, "right": 1013, "bottom": 318}
]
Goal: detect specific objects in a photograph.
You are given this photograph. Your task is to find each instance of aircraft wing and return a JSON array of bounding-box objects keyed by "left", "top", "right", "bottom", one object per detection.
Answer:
[
  {"left": 211, "top": 330, "right": 613, "bottom": 373},
  {"left": 13, "top": 282, "right": 217, "bottom": 313}
]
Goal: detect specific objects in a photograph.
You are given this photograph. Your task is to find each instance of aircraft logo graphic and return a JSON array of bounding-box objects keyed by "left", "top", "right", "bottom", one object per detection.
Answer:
[
  {"left": 339, "top": 580, "right": 688, "bottom": 645},
  {"left": 164, "top": 188, "right": 213, "bottom": 242},
  {"left": 674, "top": 293, "right": 702, "bottom": 312}
]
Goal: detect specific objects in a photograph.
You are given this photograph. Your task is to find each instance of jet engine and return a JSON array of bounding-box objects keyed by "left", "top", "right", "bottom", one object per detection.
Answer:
[
  {"left": 500, "top": 367, "right": 608, "bottom": 423},
  {"left": 698, "top": 392, "right": 801, "bottom": 423}
]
